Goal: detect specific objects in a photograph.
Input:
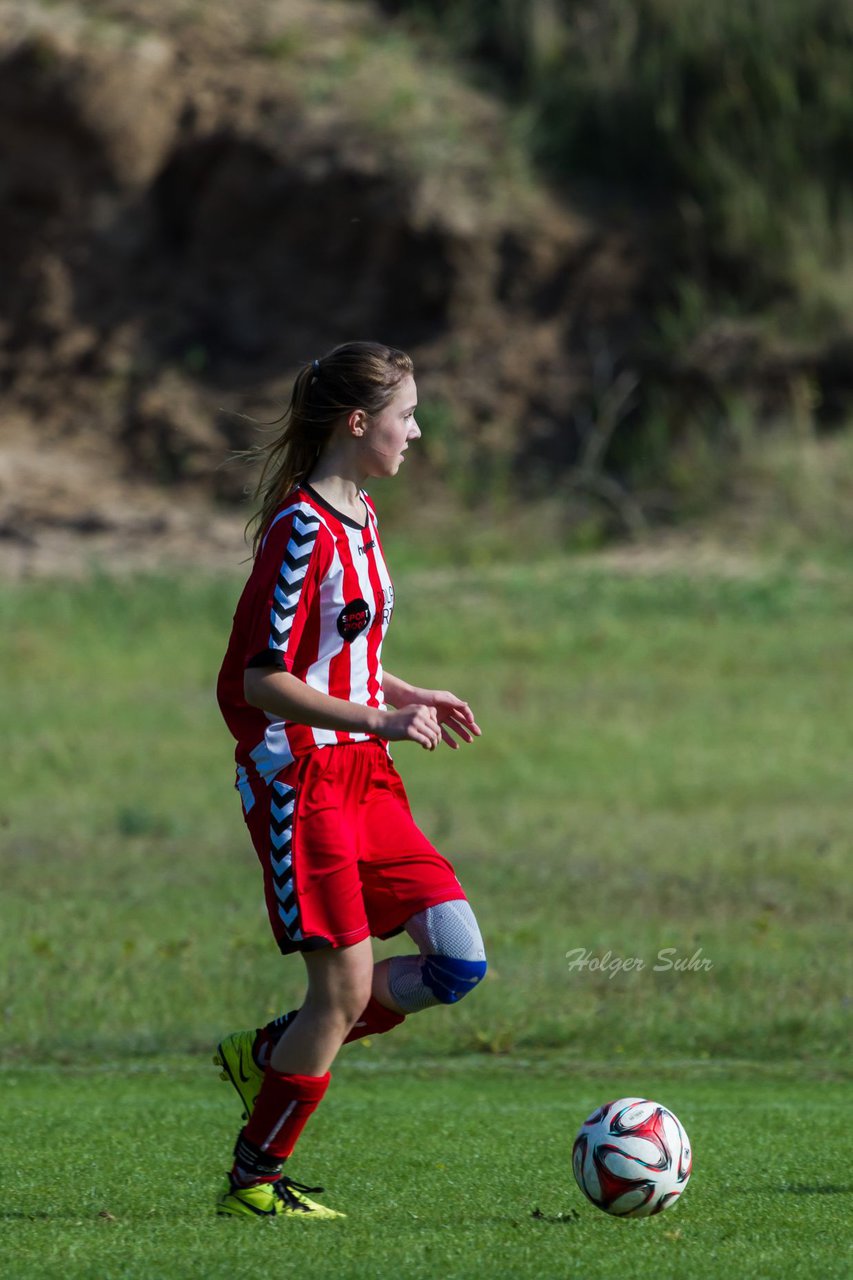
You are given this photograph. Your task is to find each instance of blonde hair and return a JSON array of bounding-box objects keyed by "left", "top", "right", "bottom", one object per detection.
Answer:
[{"left": 246, "top": 341, "right": 413, "bottom": 555}]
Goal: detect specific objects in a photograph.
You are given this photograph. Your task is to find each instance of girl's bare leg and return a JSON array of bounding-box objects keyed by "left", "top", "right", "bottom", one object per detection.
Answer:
[{"left": 270, "top": 936, "right": 375, "bottom": 1076}]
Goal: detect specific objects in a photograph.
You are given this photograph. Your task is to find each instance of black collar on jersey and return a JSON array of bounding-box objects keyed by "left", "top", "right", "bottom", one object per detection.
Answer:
[{"left": 303, "top": 483, "right": 369, "bottom": 531}]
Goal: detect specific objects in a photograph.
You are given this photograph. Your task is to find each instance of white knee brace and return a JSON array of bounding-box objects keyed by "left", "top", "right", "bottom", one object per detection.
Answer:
[{"left": 387, "top": 900, "right": 487, "bottom": 1013}]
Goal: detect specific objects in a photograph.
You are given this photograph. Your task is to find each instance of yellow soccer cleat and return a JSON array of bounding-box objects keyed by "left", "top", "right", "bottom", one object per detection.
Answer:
[
  {"left": 213, "top": 1030, "right": 265, "bottom": 1121},
  {"left": 216, "top": 1176, "right": 346, "bottom": 1220}
]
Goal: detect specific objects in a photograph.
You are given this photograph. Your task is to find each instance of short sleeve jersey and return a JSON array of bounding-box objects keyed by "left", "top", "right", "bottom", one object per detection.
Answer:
[{"left": 217, "top": 484, "right": 395, "bottom": 788}]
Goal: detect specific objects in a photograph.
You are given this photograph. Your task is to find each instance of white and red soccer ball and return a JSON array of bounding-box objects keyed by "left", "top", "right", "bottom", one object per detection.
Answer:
[{"left": 572, "top": 1097, "right": 692, "bottom": 1218}]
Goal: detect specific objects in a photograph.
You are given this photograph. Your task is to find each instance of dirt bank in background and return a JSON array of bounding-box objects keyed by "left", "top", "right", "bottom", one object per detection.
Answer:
[{"left": 1, "top": 0, "right": 849, "bottom": 576}]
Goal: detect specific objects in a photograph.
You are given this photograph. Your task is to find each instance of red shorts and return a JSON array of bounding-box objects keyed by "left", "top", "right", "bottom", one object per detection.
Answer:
[{"left": 244, "top": 740, "right": 465, "bottom": 954}]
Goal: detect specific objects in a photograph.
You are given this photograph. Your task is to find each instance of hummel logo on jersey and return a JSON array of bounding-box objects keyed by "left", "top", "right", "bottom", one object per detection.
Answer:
[
  {"left": 357, "top": 540, "right": 376, "bottom": 555},
  {"left": 337, "top": 598, "right": 372, "bottom": 643}
]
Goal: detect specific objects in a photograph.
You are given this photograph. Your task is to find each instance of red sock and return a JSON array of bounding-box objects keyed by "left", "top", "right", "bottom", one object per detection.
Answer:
[
  {"left": 343, "top": 995, "right": 405, "bottom": 1043},
  {"left": 241, "top": 1070, "right": 330, "bottom": 1162}
]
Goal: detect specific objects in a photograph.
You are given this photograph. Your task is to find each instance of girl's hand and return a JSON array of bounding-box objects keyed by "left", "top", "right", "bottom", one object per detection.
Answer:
[
  {"left": 422, "top": 690, "right": 481, "bottom": 749},
  {"left": 377, "top": 704, "right": 443, "bottom": 751},
  {"left": 388, "top": 685, "right": 481, "bottom": 750}
]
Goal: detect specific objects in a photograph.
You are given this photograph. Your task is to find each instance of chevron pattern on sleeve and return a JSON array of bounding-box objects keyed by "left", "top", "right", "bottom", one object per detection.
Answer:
[
  {"left": 269, "top": 510, "right": 321, "bottom": 654},
  {"left": 270, "top": 779, "right": 301, "bottom": 941}
]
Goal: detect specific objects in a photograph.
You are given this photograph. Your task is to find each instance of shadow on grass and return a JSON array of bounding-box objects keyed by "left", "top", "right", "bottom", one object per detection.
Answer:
[
  {"left": 777, "top": 1184, "right": 853, "bottom": 1195},
  {"left": 530, "top": 1207, "right": 582, "bottom": 1224},
  {"left": 0, "top": 1212, "right": 63, "bottom": 1221}
]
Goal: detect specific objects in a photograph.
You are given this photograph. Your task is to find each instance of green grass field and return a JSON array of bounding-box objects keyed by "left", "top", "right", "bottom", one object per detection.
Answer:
[
  {"left": 2, "top": 1059, "right": 850, "bottom": 1280},
  {"left": 1, "top": 556, "right": 851, "bottom": 1277}
]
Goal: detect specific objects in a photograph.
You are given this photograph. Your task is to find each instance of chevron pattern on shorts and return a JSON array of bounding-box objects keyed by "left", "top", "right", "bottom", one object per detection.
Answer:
[
  {"left": 269, "top": 511, "right": 320, "bottom": 653},
  {"left": 270, "top": 780, "right": 301, "bottom": 940}
]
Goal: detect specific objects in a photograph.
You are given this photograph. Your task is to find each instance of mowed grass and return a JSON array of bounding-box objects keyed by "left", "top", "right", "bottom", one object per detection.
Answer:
[
  {"left": 1, "top": 556, "right": 852, "bottom": 1276},
  {"left": 1, "top": 1058, "right": 851, "bottom": 1280},
  {"left": 0, "top": 560, "right": 849, "bottom": 1064}
]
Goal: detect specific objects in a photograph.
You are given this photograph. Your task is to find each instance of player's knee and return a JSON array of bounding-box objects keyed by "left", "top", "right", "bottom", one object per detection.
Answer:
[
  {"left": 340, "top": 973, "right": 374, "bottom": 1025},
  {"left": 422, "top": 954, "right": 487, "bottom": 1005},
  {"left": 307, "top": 949, "right": 373, "bottom": 1025}
]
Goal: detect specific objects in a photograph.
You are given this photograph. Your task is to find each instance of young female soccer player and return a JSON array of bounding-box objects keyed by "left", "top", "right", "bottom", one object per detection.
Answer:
[{"left": 214, "top": 341, "right": 487, "bottom": 1220}]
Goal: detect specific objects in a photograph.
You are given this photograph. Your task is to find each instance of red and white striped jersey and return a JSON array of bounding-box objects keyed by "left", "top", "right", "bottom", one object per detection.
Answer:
[{"left": 217, "top": 484, "right": 395, "bottom": 795}]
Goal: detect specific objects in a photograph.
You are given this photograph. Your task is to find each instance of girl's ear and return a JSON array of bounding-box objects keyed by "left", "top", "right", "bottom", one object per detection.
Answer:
[{"left": 348, "top": 409, "right": 367, "bottom": 437}]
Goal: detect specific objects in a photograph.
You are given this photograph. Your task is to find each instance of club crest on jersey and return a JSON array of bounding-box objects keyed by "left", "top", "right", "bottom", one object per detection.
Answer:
[{"left": 337, "top": 598, "right": 371, "bottom": 643}]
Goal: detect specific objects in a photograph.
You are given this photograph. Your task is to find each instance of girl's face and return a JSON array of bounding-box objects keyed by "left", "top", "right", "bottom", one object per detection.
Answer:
[{"left": 358, "top": 375, "right": 420, "bottom": 478}]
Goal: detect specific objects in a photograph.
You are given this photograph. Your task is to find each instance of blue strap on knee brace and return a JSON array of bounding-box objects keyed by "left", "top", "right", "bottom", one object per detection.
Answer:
[{"left": 422, "top": 954, "right": 487, "bottom": 1004}]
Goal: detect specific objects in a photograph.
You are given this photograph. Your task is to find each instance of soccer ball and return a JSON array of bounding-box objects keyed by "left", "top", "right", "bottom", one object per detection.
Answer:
[{"left": 572, "top": 1097, "right": 692, "bottom": 1218}]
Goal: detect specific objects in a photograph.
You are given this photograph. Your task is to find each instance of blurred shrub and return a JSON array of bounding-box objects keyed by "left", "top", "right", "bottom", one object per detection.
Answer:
[{"left": 386, "top": 0, "right": 853, "bottom": 308}]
